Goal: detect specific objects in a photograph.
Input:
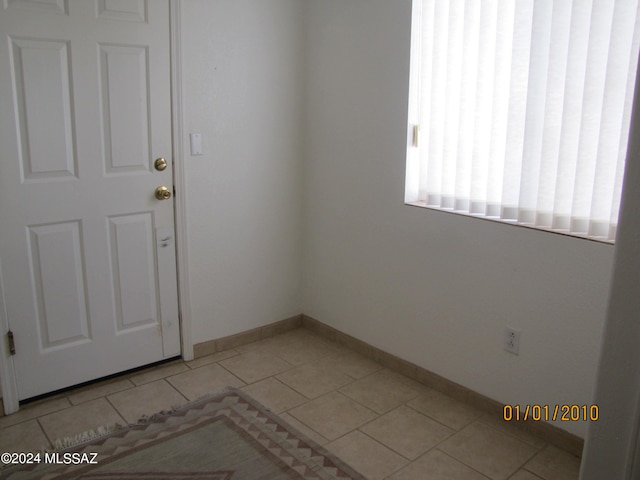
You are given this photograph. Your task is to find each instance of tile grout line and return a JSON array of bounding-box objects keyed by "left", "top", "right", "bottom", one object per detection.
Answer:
[
  {"left": 429, "top": 447, "right": 494, "bottom": 480},
  {"left": 228, "top": 336, "right": 552, "bottom": 479},
  {"left": 35, "top": 416, "right": 54, "bottom": 452},
  {"left": 0, "top": 329, "right": 579, "bottom": 478},
  {"left": 102, "top": 395, "right": 128, "bottom": 429},
  {"left": 160, "top": 377, "right": 191, "bottom": 408}
]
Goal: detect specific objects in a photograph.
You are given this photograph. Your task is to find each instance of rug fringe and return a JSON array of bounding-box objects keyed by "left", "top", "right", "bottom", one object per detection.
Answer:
[
  {"left": 54, "top": 388, "right": 241, "bottom": 449},
  {"left": 53, "top": 423, "right": 123, "bottom": 450},
  {"left": 136, "top": 408, "right": 179, "bottom": 424},
  {"left": 134, "top": 386, "right": 242, "bottom": 425}
]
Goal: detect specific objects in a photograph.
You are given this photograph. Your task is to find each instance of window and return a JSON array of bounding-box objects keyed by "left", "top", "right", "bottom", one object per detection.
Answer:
[{"left": 405, "top": 0, "right": 640, "bottom": 243}]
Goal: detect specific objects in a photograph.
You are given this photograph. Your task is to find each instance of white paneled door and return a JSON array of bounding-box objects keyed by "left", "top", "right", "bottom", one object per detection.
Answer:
[{"left": 0, "top": 0, "right": 180, "bottom": 400}]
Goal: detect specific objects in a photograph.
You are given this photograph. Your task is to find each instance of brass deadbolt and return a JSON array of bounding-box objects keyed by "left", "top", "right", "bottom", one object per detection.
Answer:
[{"left": 154, "top": 157, "right": 168, "bottom": 171}]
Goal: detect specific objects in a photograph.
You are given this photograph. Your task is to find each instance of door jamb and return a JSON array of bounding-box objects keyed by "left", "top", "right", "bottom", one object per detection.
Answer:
[
  {"left": 0, "top": 259, "right": 19, "bottom": 415},
  {"left": 0, "top": 0, "right": 193, "bottom": 415},
  {"left": 170, "top": 0, "right": 194, "bottom": 362}
]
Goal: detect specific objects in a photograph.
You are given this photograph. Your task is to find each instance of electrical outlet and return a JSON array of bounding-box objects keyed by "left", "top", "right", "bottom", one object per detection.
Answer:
[{"left": 504, "top": 327, "right": 521, "bottom": 355}]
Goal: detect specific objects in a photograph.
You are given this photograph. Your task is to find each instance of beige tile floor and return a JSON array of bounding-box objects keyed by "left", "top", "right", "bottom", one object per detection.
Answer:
[{"left": 0, "top": 328, "right": 581, "bottom": 480}]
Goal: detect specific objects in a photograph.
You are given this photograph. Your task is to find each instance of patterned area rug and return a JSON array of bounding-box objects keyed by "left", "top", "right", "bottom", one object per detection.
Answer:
[{"left": 0, "top": 388, "right": 366, "bottom": 480}]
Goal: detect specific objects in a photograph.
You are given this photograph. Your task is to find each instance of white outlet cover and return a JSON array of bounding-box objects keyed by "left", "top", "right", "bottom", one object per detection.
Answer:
[
  {"left": 190, "top": 133, "right": 202, "bottom": 156},
  {"left": 504, "top": 327, "right": 521, "bottom": 355}
]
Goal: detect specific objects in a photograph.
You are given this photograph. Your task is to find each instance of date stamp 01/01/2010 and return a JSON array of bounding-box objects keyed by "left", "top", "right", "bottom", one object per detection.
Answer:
[
  {"left": 503, "top": 404, "right": 599, "bottom": 422},
  {"left": 1, "top": 452, "right": 98, "bottom": 466}
]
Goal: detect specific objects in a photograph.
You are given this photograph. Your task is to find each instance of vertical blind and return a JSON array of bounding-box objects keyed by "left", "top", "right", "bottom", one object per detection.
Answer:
[{"left": 405, "top": 0, "right": 640, "bottom": 242}]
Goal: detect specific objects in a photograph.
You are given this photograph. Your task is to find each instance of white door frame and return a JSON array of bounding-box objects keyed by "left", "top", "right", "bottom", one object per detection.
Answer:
[
  {"left": 170, "top": 0, "right": 193, "bottom": 364},
  {"left": 0, "top": 259, "right": 19, "bottom": 415},
  {"left": 0, "top": 0, "right": 192, "bottom": 415}
]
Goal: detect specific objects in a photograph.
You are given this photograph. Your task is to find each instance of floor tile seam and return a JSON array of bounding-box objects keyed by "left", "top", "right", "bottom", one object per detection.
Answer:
[
  {"left": 184, "top": 349, "right": 241, "bottom": 369},
  {"left": 325, "top": 430, "right": 409, "bottom": 479},
  {"left": 338, "top": 391, "right": 379, "bottom": 420},
  {"left": 3, "top": 339, "right": 563, "bottom": 468},
  {"left": 271, "top": 374, "right": 315, "bottom": 401},
  {"left": 476, "top": 418, "right": 549, "bottom": 451},
  {"left": 28, "top": 364, "right": 181, "bottom": 414},
  {"left": 9, "top": 395, "right": 78, "bottom": 431},
  {"left": 223, "top": 346, "right": 298, "bottom": 365},
  {"left": 516, "top": 467, "right": 546, "bottom": 480},
  {"left": 314, "top": 356, "right": 386, "bottom": 383},
  {"left": 67, "top": 379, "right": 138, "bottom": 406},
  {"left": 274, "top": 366, "right": 360, "bottom": 400},
  {"left": 376, "top": 447, "right": 470, "bottom": 480},
  {"left": 521, "top": 443, "right": 572, "bottom": 474},
  {"left": 353, "top": 403, "right": 456, "bottom": 451},
  {"left": 334, "top": 383, "right": 400, "bottom": 418},
  {"left": 282, "top": 406, "right": 332, "bottom": 441},
  {"left": 218, "top": 355, "right": 299, "bottom": 384},
  {"left": 348, "top": 366, "right": 392, "bottom": 383},
  {"left": 210, "top": 362, "right": 249, "bottom": 390},
  {"left": 371, "top": 407, "right": 463, "bottom": 460},
  {"left": 127, "top": 364, "right": 165, "bottom": 384},
  {"left": 464, "top": 419, "right": 546, "bottom": 478},
  {"left": 260, "top": 352, "right": 301, "bottom": 368},
  {"left": 39, "top": 399, "right": 73, "bottom": 418},
  {"left": 259, "top": 375, "right": 302, "bottom": 397},
  {"left": 160, "top": 359, "right": 248, "bottom": 394},
  {"left": 184, "top": 357, "right": 228, "bottom": 372},
  {"left": 36, "top": 418, "right": 58, "bottom": 449},
  {"left": 353, "top": 423, "right": 435, "bottom": 463},
  {"left": 34, "top": 417, "right": 54, "bottom": 451},
  {"left": 336, "top": 368, "right": 425, "bottom": 401},
  {"left": 286, "top": 389, "right": 348, "bottom": 411},
  {"left": 336, "top": 384, "right": 417, "bottom": 417},
  {"left": 430, "top": 447, "right": 494, "bottom": 480},
  {"left": 334, "top": 388, "right": 384, "bottom": 415},
  {"left": 270, "top": 348, "right": 342, "bottom": 370},
  {"left": 130, "top": 373, "right": 170, "bottom": 387},
  {"left": 402, "top": 400, "right": 477, "bottom": 432},
  {"left": 103, "top": 382, "right": 167, "bottom": 426},
  {"left": 472, "top": 416, "right": 549, "bottom": 453},
  {"left": 4, "top": 392, "right": 74, "bottom": 427},
  {"left": 302, "top": 327, "right": 582, "bottom": 469},
  {"left": 233, "top": 370, "right": 290, "bottom": 386},
  {"left": 298, "top": 375, "right": 362, "bottom": 402},
  {"left": 160, "top": 377, "right": 191, "bottom": 408},
  {"left": 0, "top": 404, "right": 62, "bottom": 431},
  {"left": 303, "top": 388, "right": 380, "bottom": 436},
  {"left": 435, "top": 419, "right": 522, "bottom": 470},
  {"left": 28, "top": 392, "right": 69, "bottom": 406},
  {"left": 256, "top": 376, "right": 318, "bottom": 412},
  {"left": 295, "top": 333, "right": 360, "bottom": 355},
  {"left": 273, "top": 383, "right": 338, "bottom": 421},
  {"left": 35, "top": 397, "right": 127, "bottom": 448}
]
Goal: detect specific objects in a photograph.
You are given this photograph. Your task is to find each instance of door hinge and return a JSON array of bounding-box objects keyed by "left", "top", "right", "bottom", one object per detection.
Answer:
[
  {"left": 412, "top": 124, "right": 420, "bottom": 148},
  {"left": 7, "top": 330, "right": 16, "bottom": 355}
]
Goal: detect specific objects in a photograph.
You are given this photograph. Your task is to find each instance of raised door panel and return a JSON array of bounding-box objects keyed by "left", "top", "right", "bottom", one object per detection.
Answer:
[
  {"left": 10, "top": 38, "right": 77, "bottom": 182},
  {"left": 28, "top": 221, "right": 91, "bottom": 350},
  {"left": 108, "top": 213, "right": 158, "bottom": 332},
  {"left": 96, "top": 0, "right": 146, "bottom": 23},
  {"left": 99, "top": 44, "right": 151, "bottom": 174},
  {"left": 4, "top": 0, "right": 68, "bottom": 14}
]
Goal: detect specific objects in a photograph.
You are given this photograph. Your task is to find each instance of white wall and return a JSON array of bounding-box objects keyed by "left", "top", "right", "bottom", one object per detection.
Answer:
[
  {"left": 177, "top": 0, "right": 618, "bottom": 440},
  {"left": 0, "top": 2, "right": 625, "bottom": 441},
  {"left": 302, "top": 0, "right": 614, "bottom": 438},
  {"left": 180, "top": 0, "right": 305, "bottom": 342},
  {"left": 580, "top": 59, "right": 640, "bottom": 478}
]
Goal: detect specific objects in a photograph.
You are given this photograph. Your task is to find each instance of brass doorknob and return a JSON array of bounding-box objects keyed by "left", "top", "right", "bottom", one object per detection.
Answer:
[
  {"left": 154, "top": 158, "right": 168, "bottom": 171},
  {"left": 155, "top": 186, "right": 171, "bottom": 200}
]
